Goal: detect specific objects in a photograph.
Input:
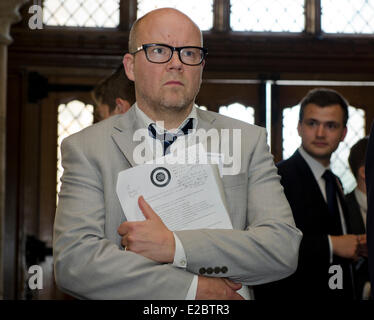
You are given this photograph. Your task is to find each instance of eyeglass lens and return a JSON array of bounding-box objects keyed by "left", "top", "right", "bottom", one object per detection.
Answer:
[{"left": 145, "top": 45, "right": 204, "bottom": 65}]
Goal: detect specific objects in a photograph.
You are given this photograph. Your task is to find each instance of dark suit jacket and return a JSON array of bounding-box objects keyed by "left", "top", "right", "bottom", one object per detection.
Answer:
[
  {"left": 345, "top": 191, "right": 369, "bottom": 299},
  {"left": 366, "top": 122, "right": 374, "bottom": 291},
  {"left": 254, "top": 150, "right": 355, "bottom": 299}
]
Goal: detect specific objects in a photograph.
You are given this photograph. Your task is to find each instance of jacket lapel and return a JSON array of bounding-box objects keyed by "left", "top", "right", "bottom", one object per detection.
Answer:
[
  {"left": 111, "top": 107, "right": 144, "bottom": 167},
  {"left": 293, "top": 150, "right": 327, "bottom": 208}
]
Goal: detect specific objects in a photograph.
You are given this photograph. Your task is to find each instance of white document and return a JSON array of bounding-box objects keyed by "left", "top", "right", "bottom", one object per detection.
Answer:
[
  {"left": 116, "top": 145, "right": 250, "bottom": 299},
  {"left": 116, "top": 163, "right": 232, "bottom": 230}
]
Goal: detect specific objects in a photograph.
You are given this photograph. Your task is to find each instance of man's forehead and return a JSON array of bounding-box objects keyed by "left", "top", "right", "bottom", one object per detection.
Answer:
[
  {"left": 136, "top": 10, "right": 202, "bottom": 45},
  {"left": 303, "top": 104, "right": 344, "bottom": 121}
]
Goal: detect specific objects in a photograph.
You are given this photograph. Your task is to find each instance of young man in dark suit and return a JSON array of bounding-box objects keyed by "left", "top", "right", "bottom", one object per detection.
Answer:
[
  {"left": 255, "top": 88, "right": 366, "bottom": 299},
  {"left": 346, "top": 137, "right": 370, "bottom": 299},
  {"left": 366, "top": 122, "right": 374, "bottom": 295}
]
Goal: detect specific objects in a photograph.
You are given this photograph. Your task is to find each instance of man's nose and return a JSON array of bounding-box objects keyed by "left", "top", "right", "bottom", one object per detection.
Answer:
[
  {"left": 316, "top": 124, "right": 325, "bottom": 137},
  {"left": 167, "top": 51, "right": 183, "bottom": 69}
]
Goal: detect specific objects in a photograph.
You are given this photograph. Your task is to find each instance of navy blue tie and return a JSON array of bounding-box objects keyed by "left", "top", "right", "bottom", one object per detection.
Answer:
[
  {"left": 148, "top": 118, "right": 194, "bottom": 155},
  {"left": 322, "top": 170, "right": 343, "bottom": 235}
]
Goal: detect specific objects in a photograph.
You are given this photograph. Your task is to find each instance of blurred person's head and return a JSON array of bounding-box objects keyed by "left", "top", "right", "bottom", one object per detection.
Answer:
[
  {"left": 349, "top": 137, "right": 369, "bottom": 193},
  {"left": 92, "top": 65, "right": 135, "bottom": 121}
]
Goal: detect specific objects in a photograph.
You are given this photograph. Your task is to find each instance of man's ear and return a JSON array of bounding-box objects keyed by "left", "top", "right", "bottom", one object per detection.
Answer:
[
  {"left": 358, "top": 165, "right": 365, "bottom": 180},
  {"left": 340, "top": 126, "right": 348, "bottom": 142},
  {"left": 123, "top": 53, "right": 135, "bottom": 81},
  {"left": 297, "top": 121, "right": 302, "bottom": 137},
  {"left": 115, "top": 98, "right": 131, "bottom": 114}
]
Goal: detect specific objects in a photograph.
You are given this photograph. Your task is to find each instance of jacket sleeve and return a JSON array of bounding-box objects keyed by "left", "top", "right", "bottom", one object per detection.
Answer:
[{"left": 175, "top": 127, "right": 303, "bottom": 285}]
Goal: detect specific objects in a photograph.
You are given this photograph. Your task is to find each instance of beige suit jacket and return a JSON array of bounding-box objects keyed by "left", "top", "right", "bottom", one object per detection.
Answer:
[{"left": 53, "top": 106, "right": 302, "bottom": 299}]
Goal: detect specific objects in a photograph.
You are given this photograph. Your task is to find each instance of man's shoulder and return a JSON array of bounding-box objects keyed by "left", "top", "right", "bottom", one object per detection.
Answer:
[
  {"left": 276, "top": 151, "right": 314, "bottom": 185},
  {"left": 277, "top": 151, "right": 302, "bottom": 172},
  {"left": 197, "top": 108, "right": 264, "bottom": 133}
]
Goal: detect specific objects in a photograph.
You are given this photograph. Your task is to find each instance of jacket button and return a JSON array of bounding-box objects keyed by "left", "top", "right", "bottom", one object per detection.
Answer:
[
  {"left": 214, "top": 267, "right": 220, "bottom": 274},
  {"left": 199, "top": 267, "right": 206, "bottom": 275},
  {"left": 207, "top": 267, "right": 213, "bottom": 274},
  {"left": 221, "top": 266, "right": 228, "bottom": 273}
]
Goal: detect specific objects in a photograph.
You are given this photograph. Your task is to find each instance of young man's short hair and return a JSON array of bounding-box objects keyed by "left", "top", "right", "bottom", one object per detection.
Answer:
[
  {"left": 92, "top": 65, "right": 135, "bottom": 112},
  {"left": 299, "top": 88, "right": 349, "bottom": 126},
  {"left": 348, "top": 137, "right": 369, "bottom": 178}
]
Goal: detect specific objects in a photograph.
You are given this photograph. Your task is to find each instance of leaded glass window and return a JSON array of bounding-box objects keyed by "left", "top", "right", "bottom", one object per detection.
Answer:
[
  {"left": 57, "top": 100, "right": 94, "bottom": 203},
  {"left": 230, "top": 0, "right": 305, "bottom": 32},
  {"left": 322, "top": 0, "right": 374, "bottom": 34},
  {"left": 282, "top": 104, "right": 366, "bottom": 193},
  {"left": 43, "top": 0, "right": 120, "bottom": 28},
  {"left": 137, "top": 0, "right": 214, "bottom": 31},
  {"left": 219, "top": 103, "right": 255, "bottom": 124}
]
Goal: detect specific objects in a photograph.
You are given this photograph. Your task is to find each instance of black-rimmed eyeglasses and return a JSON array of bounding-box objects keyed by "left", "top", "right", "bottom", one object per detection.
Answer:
[{"left": 131, "top": 43, "right": 207, "bottom": 66}]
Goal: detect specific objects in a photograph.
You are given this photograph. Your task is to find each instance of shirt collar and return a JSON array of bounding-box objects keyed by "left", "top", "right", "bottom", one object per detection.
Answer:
[
  {"left": 354, "top": 187, "right": 367, "bottom": 213},
  {"left": 298, "top": 146, "right": 330, "bottom": 181},
  {"left": 134, "top": 102, "right": 198, "bottom": 134}
]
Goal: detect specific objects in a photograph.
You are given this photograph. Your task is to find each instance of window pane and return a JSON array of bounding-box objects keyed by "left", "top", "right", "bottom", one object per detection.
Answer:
[
  {"left": 282, "top": 105, "right": 366, "bottom": 193},
  {"left": 43, "top": 0, "right": 119, "bottom": 27},
  {"left": 231, "top": 0, "right": 305, "bottom": 32},
  {"left": 219, "top": 103, "right": 255, "bottom": 124},
  {"left": 331, "top": 107, "right": 366, "bottom": 193},
  {"left": 322, "top": 0, "right": 374, "bottom": 34},
  {"left": 137, "top": 0, "right": 213, "bottom": 31},
  {"left": 282, "top": 104, "right": 301, "bottom": 160},
  {"left": 57, "top": 100, "right": 94, "bottom": 204}
]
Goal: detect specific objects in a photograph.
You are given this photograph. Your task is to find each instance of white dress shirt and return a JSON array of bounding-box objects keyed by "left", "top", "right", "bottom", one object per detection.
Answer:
[
  {"left": 134, "top": 103, "right": 198, "bottom": 299},
  {"left": 298, "top": 147, "right": 347, "bottom": 263},
  {"left": 354, "top": 188, "right": 367, "bottom": 228}
]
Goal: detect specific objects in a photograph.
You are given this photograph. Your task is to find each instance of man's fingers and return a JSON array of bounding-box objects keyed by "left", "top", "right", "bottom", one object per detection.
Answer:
[
  {"left": 117, "top": 222, "right": 130, "bottom": 236},
  {"left": 117, "top": 221, "right": 141, "bottom": 235},
  {"left": 138, "top": 196, "right": 157, "bottom": 220},
  {"left": 121, "top": 234, "right": 129, "bottom": 248},
  {"left": 223, "top": 278, "right": 242, "bottom": 291}
]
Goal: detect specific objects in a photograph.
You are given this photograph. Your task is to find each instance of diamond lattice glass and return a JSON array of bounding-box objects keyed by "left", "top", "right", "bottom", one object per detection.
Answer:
[
  {"left": 57, "top": 100, "right": 94, "bottom": 204},
  {"left": 322, "top": 0, "right": 374, "bottom": 34},
  {"left": 230, "top": 0, "right": 305, "bottom": 32},
  {"left": 43, "top": 0, "right": 119, "bottom": 27},
  {"left": 137, "top": 0, "right": 213, "bottom": 31}
]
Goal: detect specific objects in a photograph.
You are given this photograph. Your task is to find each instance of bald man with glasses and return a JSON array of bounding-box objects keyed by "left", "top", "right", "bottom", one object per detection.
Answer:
[{"left": 53, "top": 8, "right": 301, "bottom": 300}]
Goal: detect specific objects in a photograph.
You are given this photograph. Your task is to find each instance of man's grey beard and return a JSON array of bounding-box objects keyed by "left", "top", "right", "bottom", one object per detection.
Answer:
[
  {"left": 158, "top": 96, "right": 195, "bottom": 112},
  {"left": 140, "top": 91, "right": 197, "bottom": 115}
]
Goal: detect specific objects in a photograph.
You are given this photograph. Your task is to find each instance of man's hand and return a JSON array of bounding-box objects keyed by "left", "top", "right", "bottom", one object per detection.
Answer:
[
  {"left": 357, "top": 234, "right": 368, "bottom": 257},
  {"left": 117, "top": 196, "right": 175, "bottom": 263},
  {"left": 330, "top": 234, "right": 360, "bottom": 260},
  {"left": 196, "top": 276, "right": 244, "bottom": 300}
]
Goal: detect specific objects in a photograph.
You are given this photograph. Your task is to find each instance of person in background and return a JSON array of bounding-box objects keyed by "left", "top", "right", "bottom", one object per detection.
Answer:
[
  {"left": 365, "top": 122, "right": 374, "bottom": 296},
  {"left": 92, "top": 64, "right": 135, "bottom": 122},
  {"left": 254, "top": 88, "right": 366, "bottom": 299},
  {"left": 346, "top": 137, "right": 370, "bottom": 299}
]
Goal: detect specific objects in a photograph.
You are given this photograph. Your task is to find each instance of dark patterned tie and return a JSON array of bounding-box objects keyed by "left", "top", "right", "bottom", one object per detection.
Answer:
[
  {"left": 322, "top": 169, "right": 343, "bottom": 235},
  {"left": 148, "top": 118, "right": 194, "bottom": 155}
]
